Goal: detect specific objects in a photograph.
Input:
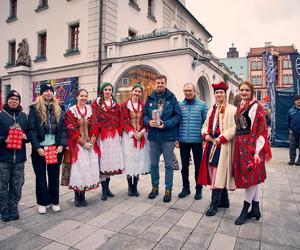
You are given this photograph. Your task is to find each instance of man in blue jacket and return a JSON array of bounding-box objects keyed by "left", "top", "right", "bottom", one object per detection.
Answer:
[
  {"left": 178, "top": 83, "right": 208, "bottom": 199},
  {"left": 288, "top": 94, "right": 300, "bottom": 165},
  {"left": 144, "top": 75, "right": 181, "bottom": 202}
]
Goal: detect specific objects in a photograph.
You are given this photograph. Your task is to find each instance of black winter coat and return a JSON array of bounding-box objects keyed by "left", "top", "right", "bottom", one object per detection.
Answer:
[
  {"left": 28, "top": 103, "right": 67, "bottom": 149},
  {"left": 0, "top": 108, "right": 29, "bottom": 163}
]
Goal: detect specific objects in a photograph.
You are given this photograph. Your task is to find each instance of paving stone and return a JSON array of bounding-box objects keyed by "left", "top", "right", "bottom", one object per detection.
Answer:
[
  {"left": 182, "top": 226, "right": 214, "bottom": 250},
  {"left": 56, "top": 223, "right": 98, "bottom": 246},
  {"left": 15, "top": 235, "right": 52, "bottom": 250},
  {"left": 0, "top": 225, "right": 22, "bottom": 240},
  {"left": 110, "top": 200, "right": 138, "bottom": 213},
  {"left": 171, "top": 196, "right": 194, "bottom": 211},
  {"left": 189, "top": 196, "right": 211, "bottom": 214},
  {"left": 156, "top": 208, "right": 184, "bottom": 225},
  {"left": 208, "top": 233, "right": 236, "bottom": 250},
  {"left": 139, "top": 221, "right": 173, "bottom": 242},
  {"left": 25, "top": 214, "right": 66, "bottom": 234},
  {"left": 140, "top": 206, "right": 168, "bottom": 222},
  {"left": 238, "top": 220, "right": 261, "bottom": 241},
  {"left": 126, "top": 238, "right": 157, "bottom": 250},
  {"left": 41, "top": 220, "right": 82, "bottom": 240},
  {"left": 217, "top": 217, "right": 239, "bottom": 237},
  {"left": 176, "top": 210, "right": 202, "bottom": 229},
  {"left": 102, "top": 214, "right": 137, "bottom": 232},
  {"left": 283, "top": 228, "right": 300, "bottom": 248},
  {"left": 74, "top": 228, "right": 116, "bottom": 249},
  {"left": 0, "top": 230, "right": 36, "bottom": 249},
  {"left": 234, "top": 238, "right": 259, "bottom": 250},
  {"left": 260, "top": 241, "right": 289, "bottom": 250},
  {"left": 261, "top": 224, "right": 285, "bottom": 246},
  {"left": 125, "top": 202, "right": 153, "bottom": 217},
  {"left": 97, "top": 233, "right": 136, "bottom": 250},
  {"left": 86, "top": 210, "right": 120, "bottom": 228},
  {"left": 197, "top": 213, "right": 222, "bottom": 232},
  {"left": 120, "top": 217, "right": 153, "bottom": 237},
  {"left": 40, "top": 242, "right": 70, "bottom": 250}
]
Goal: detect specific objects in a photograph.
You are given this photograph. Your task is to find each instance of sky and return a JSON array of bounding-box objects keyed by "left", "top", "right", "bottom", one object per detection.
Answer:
[{"left": 185, "top": 0, "right": 300, "bottom": 58}]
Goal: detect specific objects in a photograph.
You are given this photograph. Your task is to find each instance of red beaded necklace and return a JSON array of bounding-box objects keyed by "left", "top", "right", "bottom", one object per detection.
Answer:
[
  {"left": 130, "top": 99, "right": 140, "bottom": 114},
  {"left": 76, "top": 105, "right": 87, "bottom": 118}
]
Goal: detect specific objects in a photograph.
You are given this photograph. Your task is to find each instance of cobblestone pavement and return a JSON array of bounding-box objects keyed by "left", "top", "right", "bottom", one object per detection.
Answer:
[{"left": 0, "top": 147, "right": 300, "bottom": 250}]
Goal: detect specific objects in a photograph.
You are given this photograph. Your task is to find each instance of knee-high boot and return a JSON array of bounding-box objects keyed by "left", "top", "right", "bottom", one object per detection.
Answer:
[
  {"left": 206, "top": 189, "right": 221, "bottom": 216},
  {"left": 81, "top": 191, "right": 87, "bottom": 207},
  {"left": 247, "top": 200, "right": 261, "bottom": 220},
  {"left": 127, "top": 175, "right": 134, "bottom": 196},
  {"left": 133, "top": 175, "right": 139, "bottom": 197},
  {"left": 218, "top": 188, "right": 230, "bottom": 208},
  {"left": 106, "top": 178, "right": 114, "bottom": 197},
  {"left": 74, "top": 191, "right": 81, "bottom": 207},
  {"left": 101, "top": 181, "right": 108, "bottom": 201},
  {"left": 235, "top": 200, "right": 251, "bottom": 225}
]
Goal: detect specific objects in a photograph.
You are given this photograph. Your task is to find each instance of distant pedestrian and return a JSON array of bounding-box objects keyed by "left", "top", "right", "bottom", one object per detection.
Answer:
[
  {"left": 198, "top": 82, "right": 236, "bottom": 216},
  {"left": 287, "top": 94, "right": 300, "bottom": 165},
  {"left": 178, "top": 83, "right": 208, "bottom": 200},
  {"left": 28, "top": 83, "right": 67, "bottom": 214},
  {"left": 144, "top": 75, "right": 181, "bottom": 202},
  {"left": 233, "top": 81, "right": 272, "bottom": 225},
  {"left": 0, "top": 90, "right": 29, "bottom": 221},
  {"left": 121, "top": 84, "right": 150, "bottom": 196}
]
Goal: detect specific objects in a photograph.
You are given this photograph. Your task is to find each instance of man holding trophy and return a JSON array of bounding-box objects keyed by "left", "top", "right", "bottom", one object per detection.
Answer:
[{"left": 144, "top": 75, "right": 181, "bottom": 202}]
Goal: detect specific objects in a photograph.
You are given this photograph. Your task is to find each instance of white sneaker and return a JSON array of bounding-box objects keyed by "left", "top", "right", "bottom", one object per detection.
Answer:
[
  {"left": 51, "top": 205, "right": 61, "bottom": 212},
  {"left": 38, "top": 205, "right": 46, "bottom": 214}
]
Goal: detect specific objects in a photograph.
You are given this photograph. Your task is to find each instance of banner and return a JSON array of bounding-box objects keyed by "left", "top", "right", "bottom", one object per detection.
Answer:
[
  {"left": 290, "top": 52, "right": 300, "bottom": 94},
  {"left": 32, "top": 77, "right": 78, "bottom": 111},
  {"left": 263, "top": 51, "right": 276, "bottom": 142}
]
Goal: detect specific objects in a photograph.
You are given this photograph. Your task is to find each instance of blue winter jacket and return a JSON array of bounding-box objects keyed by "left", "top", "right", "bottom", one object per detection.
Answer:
[
  {"left": 144, "top": 89, "right": 181, "bottom": 141},
  {"left": 288, "top": 106, "right": 300, "bottom": 135},
  {"left": 179, "top": 98, "right": 208, "bottom": 143}
]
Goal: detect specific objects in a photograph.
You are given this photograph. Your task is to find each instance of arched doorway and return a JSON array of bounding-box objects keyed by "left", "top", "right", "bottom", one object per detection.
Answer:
[
  {"left": 197, "top": 76, "right": 211, "bottom": 106},
  {"left": 114, "top": 65, "right": 160, "bottom": 103},
  {"left": 228, "top": 91, "right": 234, "bottom": 105}
]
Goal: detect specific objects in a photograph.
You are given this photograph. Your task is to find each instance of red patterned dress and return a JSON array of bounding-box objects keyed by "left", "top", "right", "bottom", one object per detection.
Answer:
[
  {"left": 91, "top": 97, "right": 124, "bottom": 175},
  {"left": 120, "top": 99, "right": 150, "bottom": 175},
  {"left": 233, "top": 100, "right": 272, "bottom": 188}
]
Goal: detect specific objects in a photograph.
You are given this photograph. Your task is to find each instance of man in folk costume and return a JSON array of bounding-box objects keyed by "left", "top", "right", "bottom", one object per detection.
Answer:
[{"left": 198, "top": 81, "right": 236, "bottom": 216}]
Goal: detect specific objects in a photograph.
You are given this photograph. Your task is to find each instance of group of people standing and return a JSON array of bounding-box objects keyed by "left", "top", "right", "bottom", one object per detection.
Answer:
[{"left": 0, "top": 76, "right": 271, "bottom": 226}]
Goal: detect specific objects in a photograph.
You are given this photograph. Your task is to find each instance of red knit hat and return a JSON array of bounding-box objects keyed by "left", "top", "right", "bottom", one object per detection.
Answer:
[{"left": 212, "top": 82, "right": 228, "bottom": 92}]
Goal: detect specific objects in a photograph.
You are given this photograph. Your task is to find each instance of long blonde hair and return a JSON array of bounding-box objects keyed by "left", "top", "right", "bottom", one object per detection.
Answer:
[{"left": 34, "top": 95, "right": 62, "bottom": 125}]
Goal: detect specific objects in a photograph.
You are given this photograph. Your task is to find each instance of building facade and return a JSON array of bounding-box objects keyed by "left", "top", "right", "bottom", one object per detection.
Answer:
[
  {"left": 0, "top": 0, "right": 241, "bottom": 109},
  {"left": 248, "top": 43, "right": 297, "bottom": 100}
]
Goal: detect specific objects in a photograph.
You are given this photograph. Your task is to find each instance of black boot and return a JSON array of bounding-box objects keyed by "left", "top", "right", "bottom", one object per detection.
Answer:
[
  {"left": 133, "top": 175, "right": 139, "bottom": 197},
  {"left": 247, "top": 200, "right": 261, "bottom": 220},
  {"left": 194, "top": 188, "right": 202, "bottom": 200},
  {"left": 235, "top": 201, "right": 251, "bottom": 225},
  {"left": 218, "top": 189, "right": 230, "bottom": 208},
  {"left": 81, "top": 191, "right": 88, "bottom": 207},
  {"left": 206, "top": 189, "right": 221, "bottom": 216},
  {"left": 127, "top": 175, "right": 134, "bottom": 196},
  {"left": 74, "top": 191, "right": 82, "bottom": 207},
  {"left": 101, "top": 181, "right": 108, "bottom": 201},
  {"left": 10, "top": 202, "right": 20, "bottom": 220},
  {"left": 106, "top": 178, "right": 114, "bottom": 197}
]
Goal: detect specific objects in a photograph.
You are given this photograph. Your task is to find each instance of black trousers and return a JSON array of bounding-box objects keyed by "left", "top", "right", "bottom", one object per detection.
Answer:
[
  {"left": 31, "top": 149, "right": 63, "bottom": 206},
  {"left": 179, "top": 142, "right": 203, "bottom": 190}
]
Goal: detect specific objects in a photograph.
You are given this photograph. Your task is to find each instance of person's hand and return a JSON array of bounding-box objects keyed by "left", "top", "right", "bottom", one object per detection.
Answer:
[
  {"left": 205, "top": 134, "right": 212, "bottom": 142},
  {"left": 157, "top": 123, "right": 164, "bottom": 129},
  {"left": 213, "top": 138, "right": 220, "bottom": 145},
  {"left": 149, "top": 120, "right": 157, "bottom": 127},
  {"left": 254, "top": 153, "right": 261, "bottom": 165},
  {"left": 5, "top": 136, "right": 11, "bottom": 143},
  {"left": 84, "top": 143, "right": 93, "bottom": 150},
  {"left": 56, "top": 146, "right": 63, "bottom": 154},
  {"left": 22, "top": 133, "right": 28, "bottom": 140},
  {"left": 78, "top": 137, "right": 86, "bottom": 146},
  {"left": 37, "top": 148, "right": 45, "bottom": 156}
]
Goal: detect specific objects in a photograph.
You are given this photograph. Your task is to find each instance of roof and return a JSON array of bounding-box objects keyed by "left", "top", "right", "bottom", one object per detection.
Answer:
[
  {"left": 248, "top": 45, "right": 297, "bottom": 56},
  {"left": 175, "top": 0, "right": 212, "bottom": 39}
]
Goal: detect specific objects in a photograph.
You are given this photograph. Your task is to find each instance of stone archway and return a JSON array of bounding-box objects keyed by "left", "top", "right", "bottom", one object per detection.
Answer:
[
  {"left": 114, "top": 65, "right": 160, "bottom": 103},
  {"left": 197, "top": 76, "right": 211, "bottom": 106}
]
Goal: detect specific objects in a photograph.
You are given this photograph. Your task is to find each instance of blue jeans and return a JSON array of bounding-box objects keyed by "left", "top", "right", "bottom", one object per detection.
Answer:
[{"left": 149, "top": 140, "right": 175, "bottom": 189}]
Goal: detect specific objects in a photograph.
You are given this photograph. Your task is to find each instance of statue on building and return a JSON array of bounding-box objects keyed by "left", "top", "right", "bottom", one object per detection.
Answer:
[{"left": 16, "top": 39, "right": 31, "bottom": 67}]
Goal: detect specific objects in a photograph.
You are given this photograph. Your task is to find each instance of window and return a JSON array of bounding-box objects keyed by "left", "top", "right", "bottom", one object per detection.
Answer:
[
  {"left": 7, "top": 0, "right": 17, "bottom": 21},
  {"left": 129, "top": 0, "right": 140, "bottom": 11},
  {"left": 37, "top": 32, "right": 47, "bottom": 60},
  {"left": 256, "top": 90, "right": 262, "bottom": 101},
  {"left": 69, "top": 23, "right": 80, "bottom": 51},
  {"left": 251, "top": 75, "right": 262, "bottom": 85},
  {"left": 147, "top": 0, "right": 156, "bottom": 21},
  {"left": 35, "top": 0, "right": 48, "bottom": 11},
  {"left": 251, "top": 61, "right": 257, "bottom": 70},
  {"left": 283, "top": 74, "right": 292, "bottom": 84},
  {"left": 7, "top": 40, "right": 16, "bottom": 66},
  {"left": 283, "top": 59, "right": 291, "bottom": 69}
]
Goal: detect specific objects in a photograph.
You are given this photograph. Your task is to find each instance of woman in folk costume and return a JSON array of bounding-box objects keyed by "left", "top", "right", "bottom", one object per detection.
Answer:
[
  {"left": 121, "top": 84, "right": 150, "bottom": 196},
  {"left": 233, "top": 81, "right": 271, "bottom": 225},
  {"left": 65, "top": 89, "right": 100, "bottom": 207},
  {"left": 91, "top": 82, "right": 124, "bottom": 201},
  {"left": 198, "top": 82, "right": 236, "bottom": 217}
]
